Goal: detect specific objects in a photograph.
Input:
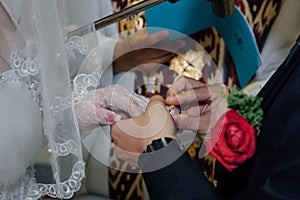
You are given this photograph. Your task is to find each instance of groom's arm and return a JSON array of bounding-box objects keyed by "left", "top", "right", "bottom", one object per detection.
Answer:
[{"left": 138, "top": 139, "right": 222, "bottom": 200}]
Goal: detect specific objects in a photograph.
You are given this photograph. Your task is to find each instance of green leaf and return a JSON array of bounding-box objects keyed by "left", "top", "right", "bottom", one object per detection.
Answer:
[{"left": 227, "top": 86, "right": 263, "bottom": 136}]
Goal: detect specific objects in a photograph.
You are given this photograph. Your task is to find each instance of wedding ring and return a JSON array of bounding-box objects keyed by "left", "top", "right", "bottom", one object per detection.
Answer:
[{"left": 167, "top": 105, "right": 180, "bottom": 116}]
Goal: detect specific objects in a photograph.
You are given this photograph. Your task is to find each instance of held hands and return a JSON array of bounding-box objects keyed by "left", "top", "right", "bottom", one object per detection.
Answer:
[
  {"left": 76, "top": 85, "right": 149, "bottom": 130},
  {"left": 165, "top": 76, "right": 228, "bottom": 139},
  {"left": 113, "top": 29, "right": 185, "bottom": 74},
  {"left": 109, "top": 77, "right": 227, "bottom": 166},
  {"left": 110, "top": 95, "right": 176, "bottom": 166}
]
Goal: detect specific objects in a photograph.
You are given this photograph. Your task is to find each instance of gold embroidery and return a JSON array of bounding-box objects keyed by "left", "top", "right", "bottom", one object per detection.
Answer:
[
  {"left": 112, "top": 0, "right": 147, "bottom": 38},
  {"left": 253, "top": 0, "right": 278, "bottom": 37}
]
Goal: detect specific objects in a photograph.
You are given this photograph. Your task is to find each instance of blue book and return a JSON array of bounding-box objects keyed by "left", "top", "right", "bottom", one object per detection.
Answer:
[{"left": 146, "top": 0, "right": 261, "bottom": 87}]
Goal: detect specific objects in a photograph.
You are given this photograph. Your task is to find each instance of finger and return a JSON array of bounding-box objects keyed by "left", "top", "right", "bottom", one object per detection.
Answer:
[
  {"left": 133, "top": 49, "right": 173, "bottom": 66},
  {"left": 173, "top": 114, "right": 210, "bottom": 133},
  {"left": 135, "top": 40, "right": 185, "bottom": 63},
  {"left": 166, "top": 76, "right": 205, "bottom": 99},
  {"left": 166, "top": 86, "right": 211, "bottom": 106},
  {"left": 173, "top": 114, "right": 200, "bottom": 131},
  {"left": 96, "top": 108, "right": 121, "bottom": 125},
  {"left": 76, "top": 102, "right": 99, "bottom": 126},
  {"left": 185, "top": 105, "right": 202, "bottom": 116},
  {"left": 145, "top": 53, "right": 174, "bottom": 66},
  {"left": 126, "top": 95, "right": 147, "bottom": 117},
  {"left": 108, "top": 86, "right": 146, "bottom": 117},
  {"left": 122, "top": 101, "right": 144, "bottom": 117},
  {"left": 156, "top": 39, "right": 186, "bottom": 54},
  {"left": 144, "top": 48, "right": 173, "bottom": 59},
  {"left": 144, "top": 30, "right": 170, "bottom": 46}
]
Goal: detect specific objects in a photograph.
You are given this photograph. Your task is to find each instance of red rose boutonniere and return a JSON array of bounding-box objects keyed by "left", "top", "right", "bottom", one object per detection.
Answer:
[{"left": 206, "top": 87, "right": 263, "bottom": 171}]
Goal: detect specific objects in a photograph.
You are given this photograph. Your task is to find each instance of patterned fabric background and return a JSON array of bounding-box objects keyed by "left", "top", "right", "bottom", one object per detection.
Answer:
[
  {"left": 194, "top": 0, "right": 282, "bottom": 86},
  {"left": 111, "top": 0, "right": 147, "bottom": 38}
]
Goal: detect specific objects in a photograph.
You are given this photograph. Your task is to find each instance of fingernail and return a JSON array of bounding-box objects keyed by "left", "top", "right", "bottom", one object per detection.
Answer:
[
  {"left": 161, "top": 30, "right": 170, "bottom": 37},
  {"left": 106, "top": 113, "right": 121, "bottom": 124}
]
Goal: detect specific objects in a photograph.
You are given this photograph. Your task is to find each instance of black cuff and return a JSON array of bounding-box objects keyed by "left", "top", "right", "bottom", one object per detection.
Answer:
[
  {"left": 143, "top": 137, "right": 173, "bottom": 153},
  {"left": 138, "top": 137, "right": 186, "bottom": 172}
]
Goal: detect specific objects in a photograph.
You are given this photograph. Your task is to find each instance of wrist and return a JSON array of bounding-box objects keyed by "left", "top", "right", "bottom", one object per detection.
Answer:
[
  {"left": 143, "top": 137, "right": 173, "bottom": 153},
  {"left": 138, "top": 137, "right": 174, "bottom": 167},
  {"left": 137, "top": 137, "right": 186, "bottom": 171}
]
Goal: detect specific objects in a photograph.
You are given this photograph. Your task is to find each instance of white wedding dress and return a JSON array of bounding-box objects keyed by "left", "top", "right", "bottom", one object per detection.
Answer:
[
  {"left": 0, "top": 0, "right": 88, "bottom": 199},
  {"left": 0, "top": 71, "right": 42, "bottom": 198},
  {"left": 0, "top": 0, "right": 43, "bottom": 197}
]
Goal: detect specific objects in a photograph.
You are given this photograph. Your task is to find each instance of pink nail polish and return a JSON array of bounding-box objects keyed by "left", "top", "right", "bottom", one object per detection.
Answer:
[{"left": 106, "top": 113, "right": 121, "bottom": 123}]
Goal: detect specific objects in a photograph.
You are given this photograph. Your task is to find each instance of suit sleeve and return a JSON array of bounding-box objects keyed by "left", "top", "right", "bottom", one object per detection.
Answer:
[
  {"left": 139, "top": 141, "right": 222, "bottom": 200},
  {"left": 259, "top": 86, "right": 300, "bottom": 199}
]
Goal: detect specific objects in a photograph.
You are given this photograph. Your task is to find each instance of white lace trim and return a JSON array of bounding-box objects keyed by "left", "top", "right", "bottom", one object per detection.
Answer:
[
  {"left": 50, "top": 96, "right": 73, "bottom": 125},
  {"left": 51, "top": 140, "right": 81, "bottom": 157},
  {"left": 9, "top": 42, "right": 40, "bottom": 77},
  {"left": 73, "top": 55, "right": 103, "bottom": 100},
  {"left": 26, "top": 161, "right": 85, "bottom": 200},
  {"left": 3, "top": 43, "right": 85, "bottom": 199},
  {"left": 65, "top": 36, "right": 89, "bottom": 55}
]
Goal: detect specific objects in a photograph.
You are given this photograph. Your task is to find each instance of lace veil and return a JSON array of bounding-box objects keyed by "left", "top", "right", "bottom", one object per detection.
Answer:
[{"left": 1, "top": 0, "right": 101, "bottom": 198}]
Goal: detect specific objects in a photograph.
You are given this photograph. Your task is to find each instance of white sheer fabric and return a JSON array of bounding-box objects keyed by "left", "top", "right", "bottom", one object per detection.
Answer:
[
  {"left": 0, "top": 0, "right": 101, "bottom": 199},
  {"left": 0, "top": 70, "right": 42, "bottom": 199},
  {"left": 90, "top": 0, "right": 136, "bottom": 90}
]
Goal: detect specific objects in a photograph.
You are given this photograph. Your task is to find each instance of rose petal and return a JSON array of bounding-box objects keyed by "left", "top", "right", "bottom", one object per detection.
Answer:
[
  {"left": 227, "top": 123, "right": 244, "bottom": 148},
  {"left": 206, "top": 110, "right": 257, "bottom": 171}
]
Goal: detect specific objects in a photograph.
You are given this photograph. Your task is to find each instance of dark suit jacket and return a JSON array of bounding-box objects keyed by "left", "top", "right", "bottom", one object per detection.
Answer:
[{"left": 140, "top": 36, "right": 300, "bottom": 200}]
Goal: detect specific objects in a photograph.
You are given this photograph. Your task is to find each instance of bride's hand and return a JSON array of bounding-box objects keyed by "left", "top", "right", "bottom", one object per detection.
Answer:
[
  {"left": 75, "top": 85, "right": 149, "bottom": 129},
  {"left": 110, "top": 95, "right": 177, "bottom": 167}
]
